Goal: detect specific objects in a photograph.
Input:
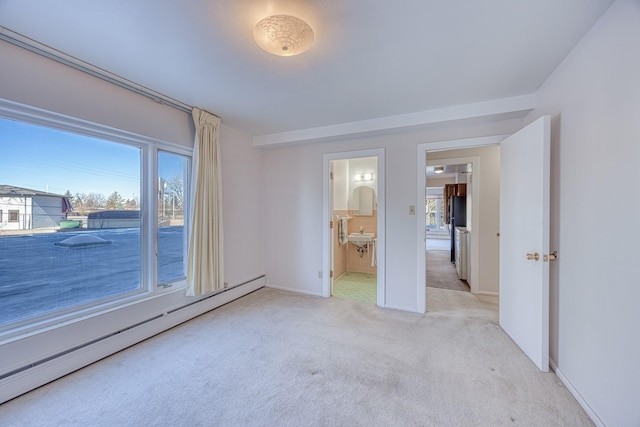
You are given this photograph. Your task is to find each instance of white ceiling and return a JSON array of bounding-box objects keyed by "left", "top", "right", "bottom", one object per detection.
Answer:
[
  {"left": 427, "top": 163, "right": 470, "bottom": 179},
  {"left": 0, "top": 0, "right": 614, "bottom": 143}
]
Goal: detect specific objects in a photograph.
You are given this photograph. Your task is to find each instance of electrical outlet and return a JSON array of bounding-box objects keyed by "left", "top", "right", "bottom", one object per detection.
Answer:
[{"left": 409, "top": 205, "right": 416, "bottom": 215}]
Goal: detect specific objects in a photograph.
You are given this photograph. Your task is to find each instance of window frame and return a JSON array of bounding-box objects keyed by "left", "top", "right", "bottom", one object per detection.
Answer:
[
  {"left": 0, "top": 100, "right": 192, "bottom": 339},
  {"left": 8, "top": 209, "right": 19, "bottom": 222}
]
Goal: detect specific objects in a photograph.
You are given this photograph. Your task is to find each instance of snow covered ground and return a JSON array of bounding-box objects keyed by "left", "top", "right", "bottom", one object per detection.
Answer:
[{"left": 0, "top": 227, "right": 184, "bottom": 326}]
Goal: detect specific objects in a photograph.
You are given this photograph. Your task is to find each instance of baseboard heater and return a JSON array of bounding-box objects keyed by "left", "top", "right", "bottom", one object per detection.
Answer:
[{"left": 0, "top": 275, "right": 265, "bottom": 403}]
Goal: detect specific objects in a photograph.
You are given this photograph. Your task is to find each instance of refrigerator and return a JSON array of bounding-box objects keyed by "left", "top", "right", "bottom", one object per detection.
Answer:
[{"left": 449, "top": 196, "right": 466, "bottom": 262}]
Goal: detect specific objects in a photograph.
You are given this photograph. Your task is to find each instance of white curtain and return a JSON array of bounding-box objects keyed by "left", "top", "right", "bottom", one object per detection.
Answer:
[{"left": 186, "top": 108, "right": 224, "bottom": 296}]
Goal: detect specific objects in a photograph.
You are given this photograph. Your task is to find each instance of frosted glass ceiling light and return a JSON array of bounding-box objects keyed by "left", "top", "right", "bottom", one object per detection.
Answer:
[
  {"left": 253, "top": 15, "right": 314, "bottom": 56},
  {"left": 434, "top": 166, "right": 444, "bottom": 174}
]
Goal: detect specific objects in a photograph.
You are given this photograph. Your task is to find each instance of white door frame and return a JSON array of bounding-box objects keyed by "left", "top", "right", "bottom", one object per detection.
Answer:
[
  {"left": 416, "top": 135, "right": 507, "bottom": 313},
  {"left": 323, "top": 148, "right": 386, "bottom": 306}
]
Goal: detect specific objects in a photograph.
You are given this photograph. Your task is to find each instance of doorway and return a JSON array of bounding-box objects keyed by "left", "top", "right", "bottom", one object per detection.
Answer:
[
  {"left": 416, "top": 119, "right": 551, "bottom": 372},
  {"left": 425, "top": 161, "right": 472, "bottom": 293},
  {"left": 322, "top": 149, "right": 386, "bottom": 307},
  {"left": 415, "top": 136, "right": 505, "bottom": 313}
]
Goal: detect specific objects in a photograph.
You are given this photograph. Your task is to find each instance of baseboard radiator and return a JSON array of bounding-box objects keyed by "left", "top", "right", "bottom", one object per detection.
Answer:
[{"left": 0, "top": 275, "right": 265, "bottom": 404}]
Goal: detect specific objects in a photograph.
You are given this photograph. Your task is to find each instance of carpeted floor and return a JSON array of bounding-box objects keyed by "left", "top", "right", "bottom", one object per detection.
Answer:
[
  {"left": 426, "top": 237, "right": 450, "bottom": 251},
  {"left": 333, "top": 272, "right": 376, "bottom": 304},
  {"left": 0, "top": 287, "right": 594, "bottom": 426},
  {"left": 427, "top": 249, "right": 470, "bottom": 292}
]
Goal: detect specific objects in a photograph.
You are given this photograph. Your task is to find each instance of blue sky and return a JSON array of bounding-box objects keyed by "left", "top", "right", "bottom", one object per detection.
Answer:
[{"left": 0, "top": 117, "right": 184, "bottom": 199}]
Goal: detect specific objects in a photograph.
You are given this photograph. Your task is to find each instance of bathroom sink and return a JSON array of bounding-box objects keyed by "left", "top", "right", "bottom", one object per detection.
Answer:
[{"left": 348, "top": 232, "right": 375, "bottom": 247}]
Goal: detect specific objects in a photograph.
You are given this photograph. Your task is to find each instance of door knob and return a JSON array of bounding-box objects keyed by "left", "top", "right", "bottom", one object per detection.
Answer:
[
  {"left": 543, "top": 251, "right": 558, "bottom": 262},
  {"left": 526, "top": 252, "right": 540, "bottom": 261}
]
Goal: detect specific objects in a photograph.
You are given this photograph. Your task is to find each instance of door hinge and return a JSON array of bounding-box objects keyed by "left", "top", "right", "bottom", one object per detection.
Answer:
[
  {"left": 330, "top": 270, "right": 334, "bottom": 278},
  {"left": 330, "top": 220, "right": 334, "bottom": 229},
  {"left": 330, "top": 172, "right": 334, "bottom": 180}
]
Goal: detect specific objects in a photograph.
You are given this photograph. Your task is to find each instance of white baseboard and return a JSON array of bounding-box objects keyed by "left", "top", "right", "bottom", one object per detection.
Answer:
[
  {"left": 265, "top": 284, "right": 324, "bottom": 297},
  {"left": 474, "top": 291, "right": 499, "bottom": 297},
  {"left": 383, "top": 303, "right": 418, "bottom": 313},
  {"left": 550, "top": 359, "right": 605, "bottom": 427},
  {"left": 0, "top": 280, "right": 264, "bottom": 405}
]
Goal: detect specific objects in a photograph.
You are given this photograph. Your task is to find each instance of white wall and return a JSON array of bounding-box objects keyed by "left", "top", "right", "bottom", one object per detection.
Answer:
[
  {"left": 219, "top": 124, "right": 265, "bottom": 286},
  {"left": 427, "top": 146, "right": 501, "bottom": 295},
  {"left": 425, "top": 177, "right": 455, "bottom": 188},
  {"left": 263, "top": 120, "right": 522, "bottom": 310},
  {"left": 525, "top": 1, "right": 639, "bottom": 425}
]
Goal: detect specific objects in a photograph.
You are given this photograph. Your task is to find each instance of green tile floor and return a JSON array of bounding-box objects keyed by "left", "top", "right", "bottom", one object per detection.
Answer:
[{"left": 332, "top": 272, "right": 377, "bottom": 304}]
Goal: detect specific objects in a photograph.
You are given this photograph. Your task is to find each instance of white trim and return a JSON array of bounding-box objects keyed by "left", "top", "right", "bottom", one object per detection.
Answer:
[
  {"left": 254, "top": 97, "right": 534, "bottom": 146},
  {"left": 417, "top": 135, "right": 507, "bottom": 313},
  {"left": 0, "top": 98, "right": 192, "bottom": 156},
  {"left": 550, "top": 359, "right": 605, "bottom": 427},
  {"left": 474, "top": 291, "right": 499, "bottom": 297},
  {"left": 322, "top": 149, "right": 386, "bottom": 307},
  {"left": 265, "top": 285, "right": 323, "bottom": 298},
  {"left": 383, "top": 304, "right": 418, "bottom": 313},
  {"left": 423, "top": 134, "right": 509, "bottom": 152}
]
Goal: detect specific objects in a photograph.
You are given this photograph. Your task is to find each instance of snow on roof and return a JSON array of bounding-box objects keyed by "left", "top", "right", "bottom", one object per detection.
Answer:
[{"left": 55, "top": 234, "right": 112, "bottom": 247}]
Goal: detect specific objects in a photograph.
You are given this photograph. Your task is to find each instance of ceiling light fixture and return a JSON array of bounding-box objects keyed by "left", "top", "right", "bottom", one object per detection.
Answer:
[
  {"left": 354, "top": 173, "right": 374, "bottom": 182},
  {"left": 434, "top": 166, "right": 444, "bottom": 174},
  {"left": 253, "top": 15, "right": 314, "bottom": 56}
]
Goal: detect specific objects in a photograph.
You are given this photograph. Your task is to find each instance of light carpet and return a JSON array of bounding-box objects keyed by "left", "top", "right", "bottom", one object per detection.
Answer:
[
  {"left": 427, "top": 250, "right": 470, "bottom": 292},
  {"left": 0, "top": 288, "right": 593, "bottom": 426}
]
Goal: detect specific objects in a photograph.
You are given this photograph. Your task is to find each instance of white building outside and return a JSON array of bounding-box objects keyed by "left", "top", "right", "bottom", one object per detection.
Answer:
[{"left": 0, "top": 185, "right": 72, "bottom": 231}]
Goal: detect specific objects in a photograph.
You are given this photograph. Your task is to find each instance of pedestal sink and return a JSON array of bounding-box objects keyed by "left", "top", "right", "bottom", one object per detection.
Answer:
[{"left": 347, "top": 232, "right": 375, "bottom": 247}]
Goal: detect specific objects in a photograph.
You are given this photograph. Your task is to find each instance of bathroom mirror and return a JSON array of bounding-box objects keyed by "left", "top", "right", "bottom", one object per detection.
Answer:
[{"left": 353, "top": 186, "right": 374, "bottom": 216}]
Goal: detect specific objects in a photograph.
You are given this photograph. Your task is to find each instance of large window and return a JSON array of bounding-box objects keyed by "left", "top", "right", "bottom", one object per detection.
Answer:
[{"left": 0, "top": 116, "right": 190, "bottom": 330}]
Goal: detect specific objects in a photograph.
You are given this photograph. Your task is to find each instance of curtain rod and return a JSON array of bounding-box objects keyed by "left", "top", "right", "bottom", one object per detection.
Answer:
[{"left": 0, "top": 26, "right": 193, "bottom": 114}]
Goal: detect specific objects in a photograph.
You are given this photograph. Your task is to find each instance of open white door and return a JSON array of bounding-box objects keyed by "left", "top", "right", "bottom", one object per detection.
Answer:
[{"left": 499, "top": 115, "right": 551, "bottom": 372}]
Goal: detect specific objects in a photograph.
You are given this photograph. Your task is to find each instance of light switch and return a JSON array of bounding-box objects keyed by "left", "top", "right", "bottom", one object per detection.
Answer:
[{"left": 409, "top": 205, "right": 415, "bottom": 215}]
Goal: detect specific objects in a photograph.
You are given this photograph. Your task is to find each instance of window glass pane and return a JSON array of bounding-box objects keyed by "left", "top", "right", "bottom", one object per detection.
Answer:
[
  {"left": 0, "top": 117, "right": 142, "bottom": 326},
  {"left": 157, "top": 151, "right": 187, "bottom": 286},
  {"left": 426, "top": 187, "right": 446, "bottom": 232}
]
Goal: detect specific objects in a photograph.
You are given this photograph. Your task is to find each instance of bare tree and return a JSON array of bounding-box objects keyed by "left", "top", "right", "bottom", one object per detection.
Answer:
[
  {"left": 166, "top": 173, "right": 184, "bottom": 210},
  {"left": 85, "top": 192, "right": 106, "bottom": 211}
]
